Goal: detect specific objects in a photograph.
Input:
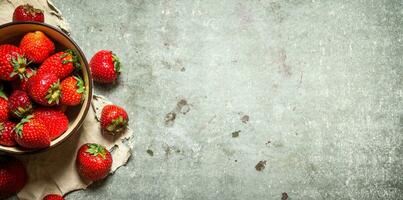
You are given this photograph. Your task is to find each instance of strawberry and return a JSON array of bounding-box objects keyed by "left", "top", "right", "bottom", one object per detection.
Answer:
[
  {"left": 60, "top": 76, "right": 85, "bottom": 106},
  {"left": 76, "top": 143, "right": 112, "bottom": 181},
  {"left": 0, "top": 121, "right": 17, "bottom": 146},
  {"left": 89, "top": 50, "right": 121, "bottom": 83},
  {"left": 27, "top": 73, "right": 60, "bottom": 106},
  {"left": 12, "top": 4, "right": 44, "bottom": 22},
  {"left": 43, "top": 194, "right": 64, "bottom": 200},
  {"left": 100, "top": 105, "right": 128, "bottom": 135},
  {"left": 0, "top": 156, "right": 27, "bottom": 198},
  {"left": 12, "top": 67, "right": 36, "bottom": 92},
  {"left": 8, "top": 90, "right": 32, "bottom": 118},
  {"left": 33, "top": 108, "right": 68, "bottom": 140},
  {"left": 14, "top": 115, "right": 50, "bottom": 149},
  {"left": 20, "top": 31, "right": 55, "bottom": 63},
  {"left": 0, "top": 89, "right": 8, "bottom": 123},
  {"left": 0, "top": 44, "right": 29, "bottom": 81},
  {"left": 37, "top": 50, "right": 81, "bottom": 79}
]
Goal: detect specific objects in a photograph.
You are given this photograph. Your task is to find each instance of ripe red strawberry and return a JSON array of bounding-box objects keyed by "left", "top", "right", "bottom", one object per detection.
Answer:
[
  {"left": 27, "top": 73, "right": 60, "bottom": 106},
  {"left": 43, "top": 194, "right": 64, "bottom": 200},
  {"left": 0, "top": 44, "right": 29, "bottom": 81},
  {"left": 89, "top": 50, "right": 121, "bottom": 83},
  {"left": 0, "top": 121, "right": 17, "bottom": 146},
  {"left": 37, "top": 50, "right": 81, "bottom": 79},
  {"left": 14, "top": 115, "right": 50, "bottom": 149},
  {"left": 12, "top": 67, "right": 36, "bottom": 92},
  {"left": 76, "top": 143, "right": 112, "bottom": 181},
  {"left": 0, "top": 89, "right": 8, "bottom": 123},
  {"left": 8, "top": 90, "right": 32, "bottom": 118},
  {"left": 60, "top": 76, "right": 85, "bottom": 106},
  {"left": 33, "top": 108, "right": 68, "bottom": 140},
  {"left": 20, "top": 31, "right": 55, "bottom": 63},
  {"left": 0, "top": 156, "right": 27, "bottom": 198},
  {"left": 13, "top": 4, "right": 44, "bottom": 22},
  {"left": 100, "top": 105, "right": 128, "bottom": 135}
]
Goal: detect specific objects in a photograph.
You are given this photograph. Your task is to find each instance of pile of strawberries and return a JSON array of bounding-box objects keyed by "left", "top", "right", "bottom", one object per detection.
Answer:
[{"left": 0, "top": 4, "right": 130, "bottom": 200}]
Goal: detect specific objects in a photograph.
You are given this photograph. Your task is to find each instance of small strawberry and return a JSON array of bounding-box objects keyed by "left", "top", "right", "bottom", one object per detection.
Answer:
[
  {"left": 0, "top": 88, "right": 8, "bottom": 123},
  {"left": 89, "top": 50, "right": 121, "bottom": 83},
  {"left": 0, "top": 44, "right": 29, "bottom": 81},
  {"left": 100, "top": 105, "right": 128, "bottom": 135},
  {"left": 12, "top": 67, "right": 36, "bottom": 92},
  {"left": 37, "top": 50, "right": 81, "bottom": 79},
  {"left": 14, "top": 115, "right": 50, "bottom": 149},
  {"left": 20, "top": 31, "right": 55, "bottom": 63},
  {"left": 60, "top": 76, "right": 85, "bottom": 106},
  {"left": 12, "top": 4, "right": 44, "bottom": 22},
  {"left": 27, "top": 73, "right": 60, "bottom": 106},
  {"left": 33, "top": 108, "right": 68, "bottom": 140},
  {"left": 8, "top": 90, "right": 32, "bottom": 118},
  {"left": 0, "top": 156, "right": 27, "bottom": 198},
  {"left": 76, "top": 143, "right": 112, "bottom": 181},
  {"left": 0, "top": 121, "right": 17, "bottom": 147},
  {"left": 43, "top": 194, "right": 64, "bottom": 200}
]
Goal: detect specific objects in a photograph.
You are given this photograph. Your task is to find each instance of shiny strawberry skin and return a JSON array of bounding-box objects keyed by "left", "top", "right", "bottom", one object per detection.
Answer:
[
  {"left": 76, "top": 143, "right": 112, "bottom": 181},
  {"left": 33, "top": 108, "right": 68, "bottom": 140},
  {"left": 8, "top": 90, "right": 32, "bottom": 118},
  {"left": 0, "top": 44, "right": 27, "bottom": 81},
  {"left": 12, "top": 4, "right": 44, "bottom": 22},
  {"left": 14, "top": 116, "right": 50, "bottom": 149},
  {"left": 20, "top": 31, "right": 55, "bottom": 63},
  {"left": 0, "top": 121, "right": 17, "bottom": 147},
  {"left": 60, "top": 76, "right": 84, "bottom": 106},
  {"left": 0, "top": 156, "right": 27, "bottom": 198},
  {"left": 43, "top": 194, "right": 64, "bottom": 200},
  {"left": 37, "top": 51, "right": 80, "bottom": 79},
  {"left": 27, "top": 73, "right": 60, "bottom": 106},
  {"left": 89, "top": 50, "right": 121, "bottom": 83},
  {"left": 100, "top": 105, "right": 128, "bottom": 134}
]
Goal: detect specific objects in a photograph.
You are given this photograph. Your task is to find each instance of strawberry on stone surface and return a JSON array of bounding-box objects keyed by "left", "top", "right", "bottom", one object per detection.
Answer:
[
  {"left": 100, "top": 105, "right": 128, "bottom": 135},
  {"left": 13, "top": 4, "right": 44, "bottom": 23},
  {"left": 14, "top": 115, "right": 50, "bottom": 149},
  {"left": 76, "top": 143, "right": 112, "bottom": 181},
  {"left": 90, "top": 50, "right": 121, "bottom": 83}
]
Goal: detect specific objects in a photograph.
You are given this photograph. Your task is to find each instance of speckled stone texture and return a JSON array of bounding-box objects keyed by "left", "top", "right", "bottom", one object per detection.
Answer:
[{"left": 12, "top": 0, "right": 403, "bottom": 199}]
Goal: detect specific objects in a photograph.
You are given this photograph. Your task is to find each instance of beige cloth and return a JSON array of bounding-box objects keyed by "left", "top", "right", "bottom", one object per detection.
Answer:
[{"left": 0, "top": 1, "right": 133, "bottom": 199}]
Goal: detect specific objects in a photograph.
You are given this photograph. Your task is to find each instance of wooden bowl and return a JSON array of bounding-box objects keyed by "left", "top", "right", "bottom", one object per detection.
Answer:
[{"left": 0, "top": 22, "right": 93, "bottom": 154}]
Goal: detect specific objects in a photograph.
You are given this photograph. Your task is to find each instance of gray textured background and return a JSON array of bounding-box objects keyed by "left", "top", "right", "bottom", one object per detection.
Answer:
[{"left": 21, "top": 0, "right": 403, "bottom": 199}]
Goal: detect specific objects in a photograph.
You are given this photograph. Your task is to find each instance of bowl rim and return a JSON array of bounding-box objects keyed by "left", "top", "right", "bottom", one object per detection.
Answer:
[{"left": 0, "top": 21, "right": 93, "bottom": 155}]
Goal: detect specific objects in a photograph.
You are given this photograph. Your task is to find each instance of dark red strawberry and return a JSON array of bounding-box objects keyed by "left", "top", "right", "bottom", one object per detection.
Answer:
[
  {"left": 37, "top": 50, "right": 81, "bottom": 79},
  {"left": 60, "top": 76, "right": 85, "bottom": 106},
  {"left": 14, "top": 115, "right": 50, "bottom": 149},
  {"left": 76, "top": 143, "right": 112, "bottom": 181},
  {"left": 12, "top": 4, "right": 44, "bottom": 22},
  {"left": 0, "top": 121, "right": 17, "bottom": 147},
  {"left": 20, "top": 31, "right": 55, "bottom": 63},
  {"left": 89, "top": 50, "right": 121, "bottom": 83},
  {"left": 0, "top": 89, "right": 8, "bottom": 123},
  {"left": 0, "top": 44, "right": 29, "bottom": 81},
  {"left": 43, "top": 194, "right": 64, "bottom": 200},
  {"left": 0, "top": 156, "right": 27, "bottom": 198},
  {"left": 100, "top": 105, "right": 128, "bottom": 135},
  {"left": 27, "top": 73, "right": 60, "bottom": 106},
  {"left": 33, "top": 108, "right": 68, "bottom": 140},
  {"left": 8, "top": 90, "right": 32, "bottom": 118},
  {"left": 12, "top": 67, "right": 36, "bottom": 92}
]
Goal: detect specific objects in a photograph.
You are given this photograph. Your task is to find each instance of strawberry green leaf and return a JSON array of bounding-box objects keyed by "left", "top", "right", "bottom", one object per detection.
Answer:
[
  {"left": 112, "top": 53, "right": 121, "bottom": 73},
  {"left": 86, "top": 144, "right": 107, "bottom": 159},
  {"left": 46, "top": 81, "right": 61, "bottom": 105}
]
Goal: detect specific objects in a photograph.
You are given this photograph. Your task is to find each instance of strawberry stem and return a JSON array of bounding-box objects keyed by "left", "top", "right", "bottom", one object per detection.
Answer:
[
  {"left": 86, "top": 144, "right": 107, "bottom": 159},
  {"left": 46, "top": 81, "right": 61, "bottom": 105},
  {"left": 112, "top": 53, "right": 121, "bottom": 74}
]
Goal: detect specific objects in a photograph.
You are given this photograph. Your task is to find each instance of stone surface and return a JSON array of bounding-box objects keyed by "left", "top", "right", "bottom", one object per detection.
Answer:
[{"left": 13, "top": 0, "right": 403, "bottom": 199}]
